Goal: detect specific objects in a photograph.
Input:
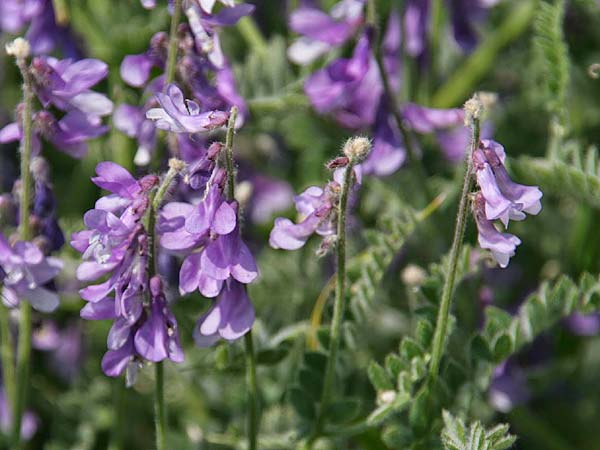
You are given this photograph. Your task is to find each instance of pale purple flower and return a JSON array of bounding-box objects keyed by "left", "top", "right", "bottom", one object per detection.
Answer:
[
  {"left": 404, "top": 0, "right": 429, "bottom": 58},
  {"left": 489, "top": 360, "right": 529, "bottom": 413},
  {"left": 288, "top": 0, "right": 365, "bottom": 65},
  {"left": 113, "top": 104, "right": 158, "bottom": 166},
  {"left": 402, "top": 103, "right": 465, "bottom": 133},
  {"left": 565, "top": 313, "right": 600, "bottom": 336},
  {"left": 270, "top": 179, "right": 342, "bottom": 251},
  {"left": 193, "top": 279, "right": 255, "bottom": 346},
  {"left": 474, "top": 140, "right": 542, "bottom": 227},
  {"left": 0, "top": 389, "right": 37, "bottom": 441},
  {"left": 146, "top": 84, "right": 229, "bottom": 133},
  {"left": 0, "top": 233, "right": 62, "bottom": 312},
  {"left": 243, "top": 174, "right": 294, "bottom": 225},
  {"left": 472, "top": 193, "right": 521, "bottom": 268}
]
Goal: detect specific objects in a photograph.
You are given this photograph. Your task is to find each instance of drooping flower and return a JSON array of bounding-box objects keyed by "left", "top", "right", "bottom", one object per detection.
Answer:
[
  {"left": 73, "top": 162, "right": 184, "bottom": 379},
  {"left": 472, "top": 192, "right": 521, "bottom": 268},
  {"left": 0, "top": 233, "right": 62, "bottom": 313},
  {"left": 0, "top": 388, "right": 37, "bottom": 441},
  {"left": 473, "top": 140, "right": 542, "bottom": 227},
  {"left": 193, "top": 279, "right": 255, "bottom": 346}
]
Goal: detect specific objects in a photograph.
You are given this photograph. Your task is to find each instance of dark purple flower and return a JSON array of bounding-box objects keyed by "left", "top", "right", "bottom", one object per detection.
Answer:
[
  {"left": 304, "top": 32, "right": 382, "bottom": 129},
  {"left": 120, "top": 32, "right": 168, "bottom": 87},
  {"left": 193, "top": 279, "right": 255, "bottom": 346},
  {"left": 30, "top": 56, "right": 113, "bottom": 118},
  {"left": 0, "top": 233, "right": 62, "bottom": 312},
  {"left": 489, "top": 360, "right": 529, "bottom": 413},
  {"left": 146, "top": 84, "right": 229, "bottom": 133},
  {"left": 363, "top": 103, "right": 406, "bottom": 176}
]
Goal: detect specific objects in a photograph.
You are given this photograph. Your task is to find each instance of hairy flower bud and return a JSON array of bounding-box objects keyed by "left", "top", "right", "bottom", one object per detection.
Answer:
[
  {"left": 6, "top": 37, "right": 30, "bottom": 59},
  {"left": 464, "top": 94, "right": 484, "bottom": 126},
  {"left": 343, "top": 136, "right": 371, "bottom": 163}
]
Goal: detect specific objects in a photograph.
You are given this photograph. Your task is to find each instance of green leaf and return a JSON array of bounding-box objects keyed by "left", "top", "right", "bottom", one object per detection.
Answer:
[
  {"left": 368, "top": 362, "right": 393, "bottom": 391},
  {"left": 415, "top": 319, "right": 435, "bottom": 348},
  {"left": 382, "top": 424, "right": 413, "bottom": 448},
  {"left": 288, "top": 387, "right": 316, "bottom": 420},
  {"left": 256, "top": 346, "right": 290, "bottom": 366},
  {"left": 298, "top": 368, "right": 324, "bottom": 400},
  {"left": 492, "top": 334, "right": 514, "bottom": 362},
  {"left": 324, "top": 398, "right": 362, "bottom": 425},
  {"left": 303, "top": 352, "right": 328, "bottom": 375},
  {"left": 512, "top": 156, "right": 600, "bottom": 209}
]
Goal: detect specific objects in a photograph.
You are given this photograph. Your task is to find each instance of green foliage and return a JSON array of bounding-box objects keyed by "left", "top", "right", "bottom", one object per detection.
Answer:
[
  {"left": 347, "top": 206, "right": 419, "bottom": 321},
  {"left": 476, "top": 273, "right": 600, "bottom": 366},
  {"left": 532, "top": 0, "right": 570, "bottom": 126},
  {"left": 512, "top": 152, "right": 600, "bottom": 208},
  {"left": 441, "top": 411, "right": 516, "bottom": 450}
]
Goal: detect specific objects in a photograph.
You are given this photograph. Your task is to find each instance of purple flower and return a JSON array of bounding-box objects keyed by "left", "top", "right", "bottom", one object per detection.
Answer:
[
  {"left": 120, "top": 32, "right": 168, "bottom": 88},
  {"left": 0, "top": 233, "right": 62, "bottom": 312},
  {"left": 489, "top": 360, "right": 529, "bottom": 413},
  {"left": 473, "top": 140, "right": 542, "bottom": 227},
  {"left": 134, "top": 276, "right": 184, "bottom": 363},
  {"left": 193, "top": 279, "right": 255, "bottom": 346},
  {"left": 363, "top": 103, "right": 406, "bottom": 176},
  {"left": 0, "top": 389, "right": 37, "bottom": 441},
  {"left": 146, "top": 84, "right": 229, "bottom": 133},
  {"left": 243, "top": 174, "right": 294, "bottom": 225},
  {"left": 404, "top": 0, "right": 429, "bottom": 58},
  {"left": 270, "top": 176, "right": 345, "bottom": 251},
  {"left": 30, "top": 56, "right": 113, "bottom": 118},
  {"left": 472, "top": 193, "right": 521, "bottom": 268},
  {"left": 564, "top": 312, "right": 600, "bottom": 336},
  {"left": 304, "top": 32, "right": 382, "bottom": 129},
  {"left": 287, "top": 0, "right": 365, "bottom": 65}
]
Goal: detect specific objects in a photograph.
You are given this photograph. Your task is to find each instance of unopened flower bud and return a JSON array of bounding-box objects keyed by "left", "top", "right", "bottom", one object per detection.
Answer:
[
  {"left": 139, "top": 174, "right": 159, "bottom": 192},
  {"left": 464, "top": 94, "right": 484, "bottom": 126},
  {"left": 6, "top": 37, "right": 30, "bottom": 59},
  {"left": 168, "top": 158, "right": 186, "bottom": 172},
  {"left": 31, "top": 157, "right": 50, "bottom": 183},
  {"left": 327, "top": 156, "right": 350, "bottom": 169},
  {"left": 0, "top": 194, "right": 16, "bottom": 226},
  {"left": 343, "top": 136, "right": 371, "bottom": 163},
  {"left": 378, "top": 390, "right": 396, "bottom": 405},
  {"left": 589, "top": 63, "right": 600, "bottom": 79},
  {"left": 401, "top": 264, "right": 426, "bottom": 287}
]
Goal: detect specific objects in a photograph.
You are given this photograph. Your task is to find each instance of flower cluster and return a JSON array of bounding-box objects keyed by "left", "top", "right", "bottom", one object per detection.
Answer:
[
  {"left": 72, "top": 162, "right": 183, "bottom": 379},
  {"left": 290, "top": 2, "right": 472, "bottom": 177},
  {"left": 115, "top": 1, "right": 252, "bottom": 165},
  {"left": 0, "top": 57, "right": 112, "bottom": 158},
  {"left": 472, "top": 139, "right": 542, "bottom": 267},
  {"left": 0, "top": 232, "right": 62, "bottom": 313},
  {"left": 0, "top": 0, "right": 80, "bottom": 57},
  {"left": 157, "top": 133, "right": 259, "bottom": 346}
]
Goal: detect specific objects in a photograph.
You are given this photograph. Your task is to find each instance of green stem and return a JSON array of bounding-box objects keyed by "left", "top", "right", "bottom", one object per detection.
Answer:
[
  {"left": 432, "top": 0, "right": 535, "bottom": 108},
  {"left": 429, "top": 0, "right": 444, "bottom": 86},
  {"left": 244, "top": 332, "right": 258, "bottom": 450},
  {"left": 428, "top": 116, "right": 480, "bottom": 380},
  {"left": 12, "top": 53, "right": 34, "bottom": 449},
  {"left": 237, "top": 17, "right": 268, "bottom": 54},
  {"left": 0, "top": 304, "right": 15, "bottom": 419},
  {"left": 147, "top": 162, "right": 183, "bottom": 450},
  {"left": 154, "top": 362, "right": 166, "bottom": 450},
  {"left": 222, "top": 106, "right": 260, "bottom": 450},
  {"left": 309, "top": 160, "right": 355, "bottom": 447},
  {"left": 165, "top": 0, "right": 182, "bottom": 85}
]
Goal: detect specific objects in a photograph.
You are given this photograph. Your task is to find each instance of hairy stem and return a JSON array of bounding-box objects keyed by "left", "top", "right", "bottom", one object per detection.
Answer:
[
  {"left": 223, "top": 106, "right": 259, "bottom": 450},
  {"left": 165, "top": 0, "right": 182, "bottom": 85},
  {"left": 0, "top": 305, "right": 15, "bottom": 422},
  {"left": 12, "top": 53, "right": 35, "bottom": 449},
  {"left": 428, "top": 116, "right": 481, "bottom": 380},
  {"left": 308, "top": 161, "right": 355, "bottom": 447}
]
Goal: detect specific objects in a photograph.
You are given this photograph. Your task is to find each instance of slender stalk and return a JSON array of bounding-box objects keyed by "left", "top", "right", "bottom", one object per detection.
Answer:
[
  {"left": 309, "top": 161, "right": 355, "bottom": 446},
  {"left": 0, "top": 305, "right": 15, "bottom": 417},
  {"left": 165, "top": 0, "right": 182, "bottom": 85},
  {"left": 12, "top": 49, "right": 35, "bottom": 449},
  {"left": 154, "top": 362, "right": 166, "bottom": 450},
  {"left": 429, "top": 0, "right": 444, "bottom": 85},
  {"left": 428, "top": 112, "right": 481, "bottom": 380},
  {"left": 222, "top": 106, "right": 259, "bottom": 450},
  {"left": 147, "top": 160, "right": 183, "bottom": 450},
  {"left": 237, "top": 17, "right": 268, "bottom": 54}
]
